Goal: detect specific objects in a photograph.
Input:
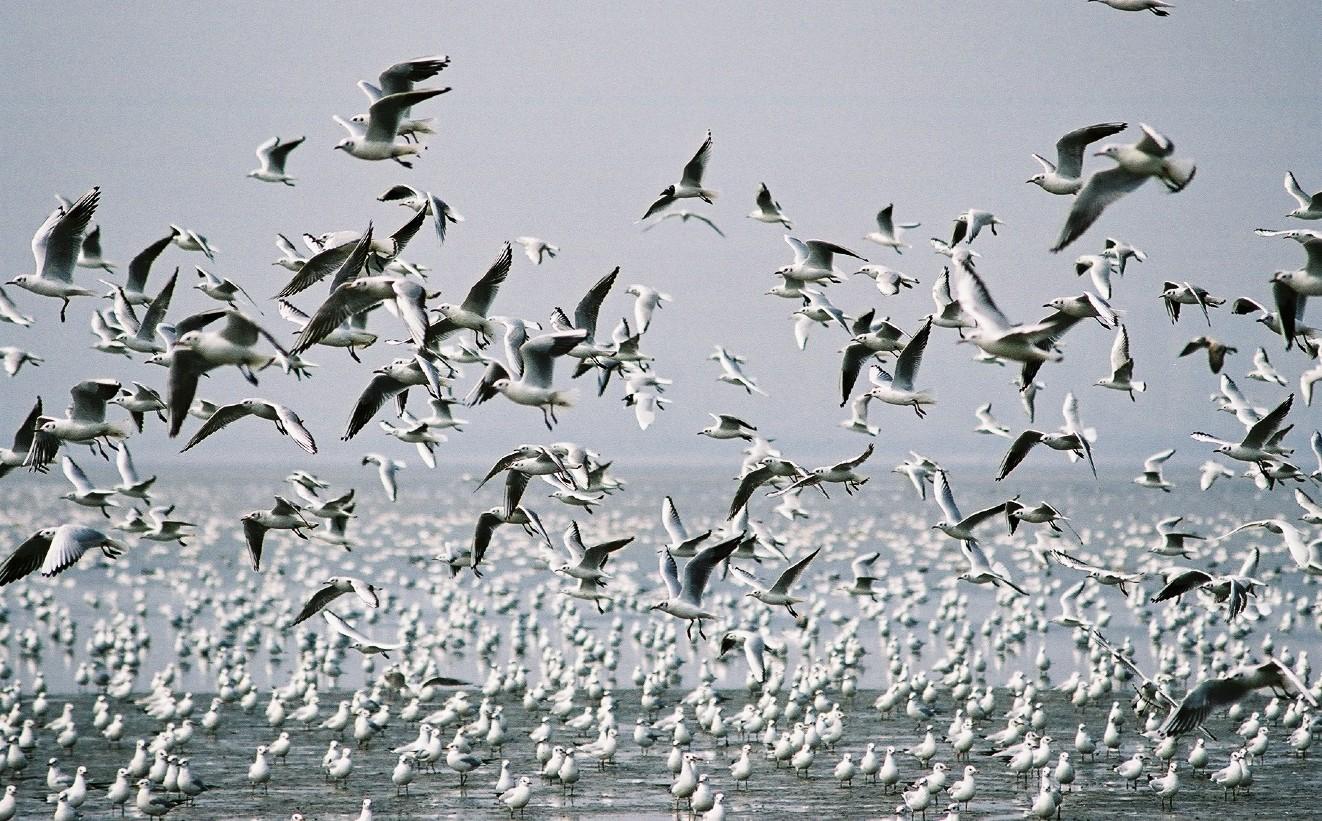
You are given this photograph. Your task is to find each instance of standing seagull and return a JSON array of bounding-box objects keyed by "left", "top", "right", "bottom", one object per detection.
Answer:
[
  {"left": 650, "top": 534, "right": 744, "bottom": 641},
  {"left": 639, "top": 131, "right": 717, "bottom": 220},
  {"left": 1027, "top": 122, "right": 1128, "bottom": 195},
  {"left": 864, "top": 204, "right": 920, "bottom": 253},
  {"left": 7, "top": 188, "right": 100, "bottom": 321},
  {"left": 749, "top": 183, "right": 792, "bottom": 228},
  {"left": 248, "top": 136, "right": 305, "bottom": 185},
  {"left": 1050, "top": 124, "right": 1196, "bottom": 252}
]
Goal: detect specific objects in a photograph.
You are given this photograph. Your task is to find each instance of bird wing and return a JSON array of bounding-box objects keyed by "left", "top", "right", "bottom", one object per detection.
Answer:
[
  {"left": 1242, "top": 393, "right": 1293, "bottom": 449},
  {"left": 274, "top": 404, "right": 317, "bottom": 454},
  {"left": 181, "top": 402, "right": 255, "bottom": 452},
  {"left": 682, "top": 533, "right": 742, "bottom": 603},
  {"left": 729, "top": 465, "right": 773, "bottom": 520},
  {"left": 42, "top": 526, "right": 112, "bottom": 576},
  {"left": 640, "top": 192, "right": 675, "bottom": 221},
  {"left": 459, "top": 243, "right": 513, "bottom": 316},
  {"left": 1143, "top": 448, "right": 1176, "bottom": 473},
  {"left": 874, "top": 204, "right": 896, "bottom": 234},
  {"left": 295, "top": 280, "right": 385, "bottom": 354},
  {"left": 35, "top": 188, "right": 99, "bottom": 282},
  {"left": 10, "top": 398, "right": 42, "bottom": 454},
  {"left": 662, "top": 496, "right": 688, "bottom": 542},
  {"left": 137, "top": 270, "right": 178, "bottom": 339},
  {"left": 659, "top": 550, "right": 681, "bottom": 598},
  {"left": 0, "top": 529, "right": 53, "bottom": 585},
  {"left": 1048, "top": 548, "right": 1105, "bottom": 573},
  {"left": 322, "top": 610, "right": 379, "bottom": 645},
  {"left": 1050, "top": 166, "right": 1147, "bottom": 253},
  {"left": 1055, "top": 122, "right": 1127, "bottom": 179},
  {"left": 519, "top": 330, "right": 587, "bottom": 388},
  {"left": 291, "top": 584, "right": 346, "bottom": 626},
  {"left": 576, "top": 267, "right": 621, "bottom": 341},
  {"left": 770, "top": 547, "right": 820, "bottom": 594},
  {"left": 960, "top": 502, "right": 1009, "bottom": 531},
  {"left": 275, "top": 240, "right": 361, "bottom": 298},
  {"left": 955, "top": 267, "right": 1011, "bottom": 333},
  {"left": 125, "top": 234, "right": 173, "bottom": 293},
  {"left": 680, "top": 130, "right": 712, "bottom": 187},
  {"left": 1160, "top": 678, "right": 1245, "bottom": 737},
  {"left": 471, "top": 509, "right": 503, "bottom": 572},
  {"left": 366, "top": 88, "right": 450, "bottom": 143},
  {"left": 996, "top": 430, "right": 1045, "bottom": 481},
  {"left": 1150, "top": 569, "right": 1214, "bottom": 602},
  {"left": 838, "top": 343, "right": 873, "bottom": 406},
  {"left": 166, "top": 349, "right": 208, "bottom": 437},
  {"left": 1109, "top": 324, "right": 1132, "bottom": 372},
  {"left": 343, "top": 372, "right": 407, "bottom": 440},
  {"left": 378, "top": 54, "right": 450, "bottom": 95},
  {"left": 582, "top": 537, "right": 634, "bottom": 569},
  {"left": 935, "top": 469, "right": 962, "bottom": 523},
  {"left": 892, "top": 319, "right": 932, "bottom": 391},
  {"left": 242, "top": 518, "right": 267, "bottom": 570},
  {"left": 69, "top": 379, "right": 118, "bottom": 423},
  {"left": 60, "top": 456, "right": 93, "bottom": 493},
  {"left": 266, "top": 136, "right": 304, "bottom": 171}
]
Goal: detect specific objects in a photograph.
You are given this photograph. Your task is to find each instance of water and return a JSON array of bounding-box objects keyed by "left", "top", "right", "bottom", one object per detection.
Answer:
[{"left": 0, "top": 466, "right": 1316, "bottom": 818}]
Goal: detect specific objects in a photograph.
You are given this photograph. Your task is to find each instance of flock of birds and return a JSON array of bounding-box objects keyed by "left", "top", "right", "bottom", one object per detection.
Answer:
[{"left": 3, "top": 12, "right": 1322, "bottom": 819}]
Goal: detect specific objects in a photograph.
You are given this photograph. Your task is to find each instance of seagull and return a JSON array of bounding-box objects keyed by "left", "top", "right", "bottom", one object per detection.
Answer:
[
  {"left": 0, "top": 286, "right": 33, "bottom": 325},
  {"left": 1103, "top": 237, "right": 1147, "bottom": 275},
  {"left": 639, "top": 130, "right": 717, "bottom": 220},
  {"left": 555, "top": 521, "right": 633, "bottom": 582},
  {"left": 25, "top": 378, "right": 128, "bottom": 468},
  {"left": 775, "top": 236, "right": 868, "bottom": 284},
  {"left": 950, "top": 210, "right": 1003, "bottom": 245},
  {"left": 958, "top": 539, "right": 1027, "bottom": 596},
  {"left": 840, "top": 393, "right": 880, "bottom": 437},
  {"left": 7, "top": 188, "right": 100, "bottom": 321},
  {"left": 1198, "top": 460, "right": 1236, "bottom": 493},
  {"left": 661, "top": 496, "right": 711, "bottom": 557},
  {"left": 955, "top": 264, "right": 1083, "bottom": 384},
  {"left": 169, "top": 225, "right": 218, "bottom": 260},
  {"left": 1283, "top": 171, "right": 1322, "bottom": 219},
  {"left": 108, "top": 270, "right": 178, "bottom": 355},
  {"left": 791, "top": 288, "right": 852, "bottom": 350},
  {"left": 771, "top": 444, "right": 873, "bottom": 498},
  {"left": 377, "top": 186, "right": 465, "bottom": 245},
  {"left": 291, "top": 578, "right": 381, "bottom": 626},
  {"left": 1050, "top": 124, "right": 1196, "bottom": 252},
  {"left": 734, "top": 547, "right": 821, "bottom": 617},
  {"left": 1159, "top": 659, "right": 1316, "bottom": 737},
  {"left": 1095, "top": 324, "right": 1146, "bottom": 400},
  {"left": 624, "top": 284, "right": 671, "bottom": 334},
  {"left": 932, "top": 469, "right": 1007, "bottom": 544},
  {"left": 709, "top": 346, "right": 767, "bottom": 396},
  {"left": 649, "top": 533, "right": 743, "bottom": 641},
  {"left": 323, "top": 610, "right": 403, "bottom": 657},
  {"left": 995, "top": 428, "right": 1095, "bottom": 481},
  {"left": 425, "top": 243, "right": 513, "bottom": 347},
  {"left": 334, "top": 88, "right": 451, "bottom": 167},
  {"left": 293, "top": 273, "right": 430, "bottom": 356},
  {"left": 1179, "top": 336, "right": 1236, "bottom": 374},
  {"left": 718, "top": 630, "right": 770, "bottom": 682},
  {"left": 513, "top": 237, "right": 558, "bottom": 264},
  {"left": 1247, "top": 347, "right": 1288, "bottom": 386},
  {"left": 60, "top": 456, "right": 118, "bottom": 516},
  {"left": 749, "top": 183, "right": 792, "bottom": 228},
  {"left": 486, "top": 330, "right": 589, "bottom": 429},
  {"left": 1134, "top": 448, "right": 1177, "bottom": 491},
  {"left": 109, "top": 382, "right": 165, "bottom": 433},
  {"left": 1161, "top": 281, "right": 1223, "bottom": 325},
  {"left": 277, "top": 300, "right": 377, "bottom": 362},
  {"left": 248, "top": 136, "right": 305, "bottom": 185},
  {"left": 74, "top": 222, "right": 115, "bottom": 271},
  {"left": 1217, "top": 518, "right": 1322, "bottom": 575},
  {"left": 853, "top": 265, "right": 918, "bottom": 296},
  {"left": 1073, "top": 254, "right": 1117, "bottom": 300},
  {"left": 1004, "top": 499, "right": 1081, "bottom": 542},
  {"left": 379, "top": 410, "right": 446, "bottom": 468},
  {"left": 240, "top": 497, "right": 317, "bottom": 571},
  {"left": 194, "top": 267, "right": 259, "bottom": 309},
  {"left": 1027, "top": 122, "right": 1128, "bottom": 195},
  {"left": 974, "top": 403, "right": 1013, "bottom": 438},
  {"left": 362, "top": 454, "right": 405, "bottom": 502},
  {"left": 1191, "top": 394, "right": 1294, "bottom": 466},
  {"left": 926, "top": 267, "right": 974, "bottom": 332},
  {"left": 1151, "top": 548, "right": 1264, "bottom": 622},
  {"left": 0, "top": 525, "right": 126, "bottom": 586},
  {"left": 181, "top": 399, "right": 316, "bottom": 455},
  {"left": 1049, "top": 549, "right": 1144, "bottom": 595},
  {"left": 863, "top": 203, "right": 921, "bottom": 254},
  {"left": 645, "top": 210, "right": 725, "bottom": 237},
  {"left": 1, "top": 346, "right": 42, "bottom": 377},
  {"left": 0, "top": 399, "right": 42, "bottom": 479},
  {"left": 342, "top": 354, "right": 445, "bottom": 439},
  {"left": 1089, "top": 0, "right": 1174, "bottom": 14},
  {"left": 1252, "top": 228, "right": 1322, "bottom": 345},
  {"left": 166, "top": 310, "right": 294, "bottom": 436},
  {"left": 840, "top": 552, "right": 883, "bottom": 600},
  {"left": 838, "top": 310, "right": 906, "bottom": 405},
  {"left": 867, "top": 319, "right": 935, "bottom": 417}
]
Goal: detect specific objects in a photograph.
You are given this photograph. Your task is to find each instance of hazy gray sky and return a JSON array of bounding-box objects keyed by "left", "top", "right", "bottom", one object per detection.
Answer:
[{"left": 2, "top": 2, "right": 1319, "bottom": 482}]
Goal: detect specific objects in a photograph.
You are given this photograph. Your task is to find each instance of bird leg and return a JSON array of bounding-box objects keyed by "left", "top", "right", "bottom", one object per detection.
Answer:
[
  {"left": 394, "top": 158, "right": 413, "bottom": 169},
  {"left": 239, "top": 364, "right": 259, "bottom": 386},
  {"left": 912, "top": 402, "right": 926, "bottom": 418},
  {"left": 60, "top": 298, "right": 70, "bottom": 322},
  {"left": 542, "top": 408, "right": 554, "bottom": 431}
]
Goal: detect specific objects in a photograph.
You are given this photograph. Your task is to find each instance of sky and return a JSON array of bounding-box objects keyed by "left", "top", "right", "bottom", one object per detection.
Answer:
[{"left": 1, "top": 2, "right": 1319, "bottom": 483}]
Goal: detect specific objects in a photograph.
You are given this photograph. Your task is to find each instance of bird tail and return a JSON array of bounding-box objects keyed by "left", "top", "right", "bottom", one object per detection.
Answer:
[
  {"left": 1162, "top": 159, "right": 1197, "bottom": 192},
  {"left": 699, "top": 189, "right": 719, "bottom": 202},
  {"left": 1132, "top": 381, "right": 1147, "bottom": 393},
  {"left": 552, "top": 389, "right": 580, "bottom": 408}
]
